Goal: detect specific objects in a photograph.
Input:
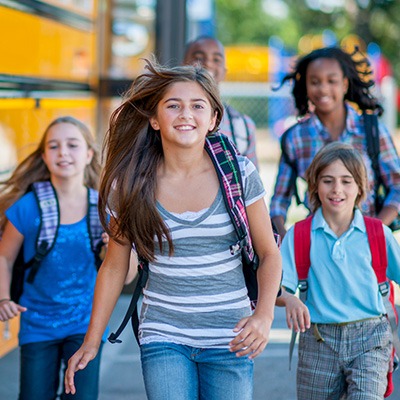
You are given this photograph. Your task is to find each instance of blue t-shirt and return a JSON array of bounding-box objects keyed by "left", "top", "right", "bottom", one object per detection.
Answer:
[{"left": 6, "top": 191, "right": 107, "bottom": 345}]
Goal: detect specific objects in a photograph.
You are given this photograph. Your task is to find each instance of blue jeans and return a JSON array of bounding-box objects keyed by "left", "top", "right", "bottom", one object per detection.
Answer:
[
  {"left": 140, "top": 342, "right": 254, "bottom": 400},
  {"left": 19, "top": 334, "right": 103, "bottom": 400}
]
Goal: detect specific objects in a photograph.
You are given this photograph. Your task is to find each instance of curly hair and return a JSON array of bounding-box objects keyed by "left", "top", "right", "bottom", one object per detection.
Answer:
[{"left": 277, "top": 47, "right": 383, "bottom": 117}]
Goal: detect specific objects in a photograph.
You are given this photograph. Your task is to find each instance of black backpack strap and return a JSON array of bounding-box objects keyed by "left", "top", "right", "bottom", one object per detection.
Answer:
[
  {"left": 108, "top": 258, "right": 149, "bottom": 344},
  {"left": 280, "top": 129, "right": 302, "bottom": 206},
  {"left": 364, "top": 112, "right": 383, "bottom": 209},
  {"left": 224, "top": 104, "right": 238, "bottom": 147},
  {"left": 26, "top": 181, "right": 60, "bottom": 283},
  {"left": 87, "top": 187, "right": 104, "bottom": 269}
]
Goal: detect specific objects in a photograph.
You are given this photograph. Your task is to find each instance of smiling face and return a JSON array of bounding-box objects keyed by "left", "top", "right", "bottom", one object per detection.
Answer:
[
  {"left": 149, "top": 81, "right": 217, "bottom": 149},
  {"left": 184, "top": 38, "right": 227, "bottom": 84},
  {"left": 317, "top": 159, "right": 360, "bottom": 219},
  {"left": 42, "top": 122, "right": 93, "bottom": 182},
  {"left": 306, "top": 57, "right": 349, "bottom": 117}
]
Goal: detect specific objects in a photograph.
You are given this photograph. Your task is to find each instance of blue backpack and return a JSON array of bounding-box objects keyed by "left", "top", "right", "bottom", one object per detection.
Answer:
[{"left": 10, "top": 180, "right": 104, "bottom": 302}]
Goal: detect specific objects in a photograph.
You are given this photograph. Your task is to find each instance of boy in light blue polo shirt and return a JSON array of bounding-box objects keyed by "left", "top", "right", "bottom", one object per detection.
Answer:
[{"left": 277, "top": 142, "right": 400, "bottom": 400}]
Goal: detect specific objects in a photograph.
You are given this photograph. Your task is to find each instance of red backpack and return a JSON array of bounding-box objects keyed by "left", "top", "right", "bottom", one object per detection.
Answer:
[{"left": 291, "top": 215, "right": 399, "bottom": 397}]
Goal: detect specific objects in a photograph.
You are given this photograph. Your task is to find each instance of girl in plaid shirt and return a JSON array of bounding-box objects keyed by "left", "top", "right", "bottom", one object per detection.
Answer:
[{"left": 270, "top": 47, "right": 400, "bottom": 238}]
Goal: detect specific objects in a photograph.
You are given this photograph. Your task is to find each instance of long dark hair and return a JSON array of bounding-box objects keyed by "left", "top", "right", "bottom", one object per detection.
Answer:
[
  {"left": 99, "top": 59, "right": 224, "bottom": 261},
  {"left": 278, "top": 47, "right": 383, "bottom": 117}
]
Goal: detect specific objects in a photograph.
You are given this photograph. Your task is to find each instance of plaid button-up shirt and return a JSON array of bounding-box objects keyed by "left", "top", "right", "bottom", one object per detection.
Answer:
[{"left": 270, "top": 104, "right": 400, "bottom": 220}]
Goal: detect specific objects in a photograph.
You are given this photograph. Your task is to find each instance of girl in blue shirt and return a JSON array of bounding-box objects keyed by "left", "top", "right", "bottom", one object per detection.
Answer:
[
  {"left": 0, "top": 116, "right": 106, "bottom": 400},
  {"left": 277, "top": 142, "right": 400, "bottom": 399}
]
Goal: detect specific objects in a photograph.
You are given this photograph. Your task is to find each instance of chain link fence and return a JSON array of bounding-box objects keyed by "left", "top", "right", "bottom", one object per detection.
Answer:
[{"left": 220, "top": 82, "right": 296, "bottom": 140}]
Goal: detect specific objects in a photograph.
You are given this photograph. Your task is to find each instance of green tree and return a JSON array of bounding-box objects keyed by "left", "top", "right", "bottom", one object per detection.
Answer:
[{"left": 215, "top": 0, "right": 400, "bottom": 82}]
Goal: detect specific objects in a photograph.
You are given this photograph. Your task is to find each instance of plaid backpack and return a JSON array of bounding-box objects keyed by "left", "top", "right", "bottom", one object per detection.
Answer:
[
  {"left": 10, "top": 180, "right": 104, "bottom": 302},
  {"left": 290, "top": 215, "right": 399, "bottom": 397},
  {"left": 108, "top": 132, "right": 281, "bottom": 344}
]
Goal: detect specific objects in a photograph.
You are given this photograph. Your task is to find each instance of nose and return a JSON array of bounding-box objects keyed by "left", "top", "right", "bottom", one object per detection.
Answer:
[
  {"left": 332, "top": 182, "right": 342, "bottom": 193},
  {"left": 59, "top": 145, "right": 69, "bottom": 156},
  {"left": 179, "top": 106, "right": 193, "bottom": 120}
]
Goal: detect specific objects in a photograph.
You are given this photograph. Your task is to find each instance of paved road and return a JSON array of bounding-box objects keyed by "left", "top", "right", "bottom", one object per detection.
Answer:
[{"left": 2, "top": 294, "right": 400, "bottom": 399}]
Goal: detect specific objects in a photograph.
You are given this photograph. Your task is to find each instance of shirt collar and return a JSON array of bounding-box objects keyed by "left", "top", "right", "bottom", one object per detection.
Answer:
[
  {"left": 309, "top": 103, "right": 361, "bottom": 139},
  {"left": 312, "top": 208, "right": 366, "bottom": 233}
]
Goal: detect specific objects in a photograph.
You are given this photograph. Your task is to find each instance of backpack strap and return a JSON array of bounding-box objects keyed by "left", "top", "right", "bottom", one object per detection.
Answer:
[
  {"left": 205, "top": 133, "right": 256, "bottom": 264},
  {"left": 26, "top": 181, "right": 60, "bottom": 283},
  {"left": 364, "top": 112, "right": 383, "bottom": 211},
  {"left": 224, "top": 104, "right": 238, "bottom": 147},
  {"left": 293, "top": 215, "right": 313, "bottom": 301},
  {"left": 108, "top": 258, "right": 149, "bottom": 344},
  {"left": 288, "top": 215, "right": 313, "bottom": 369},
  {"left": 87, "top": 188, "right": 104, "bottom": 269},
  {"left": 364, "top": 216, "right": 400, "bottom": 356},
  {"left": 280, "top": 129, "right": 302, "bottom": 206}
]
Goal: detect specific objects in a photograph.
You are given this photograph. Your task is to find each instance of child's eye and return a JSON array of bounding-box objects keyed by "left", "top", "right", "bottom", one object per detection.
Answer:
[
  {"left": 167, "top": 104, "right": 179, "bottom": 109},
  {"left": 193, "top": 104, "right": 204, "bottom": 109}
]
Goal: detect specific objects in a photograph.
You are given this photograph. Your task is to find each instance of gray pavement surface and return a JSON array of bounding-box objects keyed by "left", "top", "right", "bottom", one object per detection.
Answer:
[
  {"left": 0, "top": 295, "right": 298, "bottom": 400},
  {"left": 2, "top": 294, "right": 400, "bottom": 399}
]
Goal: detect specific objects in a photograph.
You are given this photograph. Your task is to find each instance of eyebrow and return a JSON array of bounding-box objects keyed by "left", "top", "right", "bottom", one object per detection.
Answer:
[
  {"left": 309, "top": 72, "right": 341, "bottom": 78},
  {"left": 320, "top": 174, "right": 354, "bottom": 179},
  {"left": 46, "top": 138, "right": 81, "bottom": 143},
  {"left": 164, "top": 98, "right": 208, "bottom": 103},
  {"left": 191, "top": 50, "right": 224, "bottom": 58}
]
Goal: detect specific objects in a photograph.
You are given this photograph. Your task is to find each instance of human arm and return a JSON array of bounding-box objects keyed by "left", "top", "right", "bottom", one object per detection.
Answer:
[
  {"left": 229, "top": 198, "right": 282, "bottom": 359},
  {"left": 271, "top": 215, "right": 287, "bottom": 240},
  {"left": 125, "top": 250, "right": 139, "bottom": 285},
  {"left": 65, "top": 217, "right": 136, "bottom": 395},
  {"left": 376, "top": 122, "right": 400, "bottom": 225},
  {"left": 269, "top": 149, "right": 298, "bottom": 238},
  {"left": 0, "top": 221, "right": 27, "bottom": 321},
  {"left": 275, "top": 287, "right": 310, "bottom": 332},
  {"left": 99, "top": 232, "right": 138, "bottom": 285}
]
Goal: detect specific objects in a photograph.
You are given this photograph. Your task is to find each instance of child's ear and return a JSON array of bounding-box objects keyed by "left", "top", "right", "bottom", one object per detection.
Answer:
[
  {"left": 149, "top": 117, "right": 159, "bottom": 130},
  {"left": 208, "top": 111, "right": 218, "bottom": 132},
  {"left": 343, "top": 77, "right": 349, "bottom": 95}
]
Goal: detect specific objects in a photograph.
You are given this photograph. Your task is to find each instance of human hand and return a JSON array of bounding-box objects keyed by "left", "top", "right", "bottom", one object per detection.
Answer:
[
  {"left": 0, "top": 299, "right": 27, "bottom": 321},
  {"left": 229, "top": 314, "right": 272, "bottom": 359},
  {"left": 65, "top": 343, "right": 99, "bottom": 395},
  {"left": 284, "top": 295, "right": 310, "bottom": 332}
]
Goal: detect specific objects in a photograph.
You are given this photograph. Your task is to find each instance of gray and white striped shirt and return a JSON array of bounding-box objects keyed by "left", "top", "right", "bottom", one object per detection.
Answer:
[{"left": 139, "top": 157, "right": 265, "bottom": 348}]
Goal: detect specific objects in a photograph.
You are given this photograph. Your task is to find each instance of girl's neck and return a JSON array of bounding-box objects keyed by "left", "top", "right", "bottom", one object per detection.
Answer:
[
  {"left": 50, "top": 176, "right": 88, "bottom": 224},
  {"left": 316, "top": 105, "right": 347, "bottom": 140},
  {"left": 321, "top": 208, "right": 354, "bottom": 237},
  {"left": 160, "top": 146, "right": 208, "bottom": 178},
  {"left": 50, "top": 176, "right": 86, "bottom": 199}
]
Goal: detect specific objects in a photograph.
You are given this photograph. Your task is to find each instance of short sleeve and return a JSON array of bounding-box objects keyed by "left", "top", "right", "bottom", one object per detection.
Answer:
[
  {"left": 238, "top": 156, "right": 265, "bottom": 206},
  {"left": 5, "top": 192, "right": 39, "bottom": 236}
]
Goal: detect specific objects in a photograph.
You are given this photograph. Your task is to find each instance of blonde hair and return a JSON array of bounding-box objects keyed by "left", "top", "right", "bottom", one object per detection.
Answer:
[
  {"left": 306, "top": 142, "right": 367, "bottom": 213},
  {"left": 0, "top": 116, "right": 101, "bottom": 230}
]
